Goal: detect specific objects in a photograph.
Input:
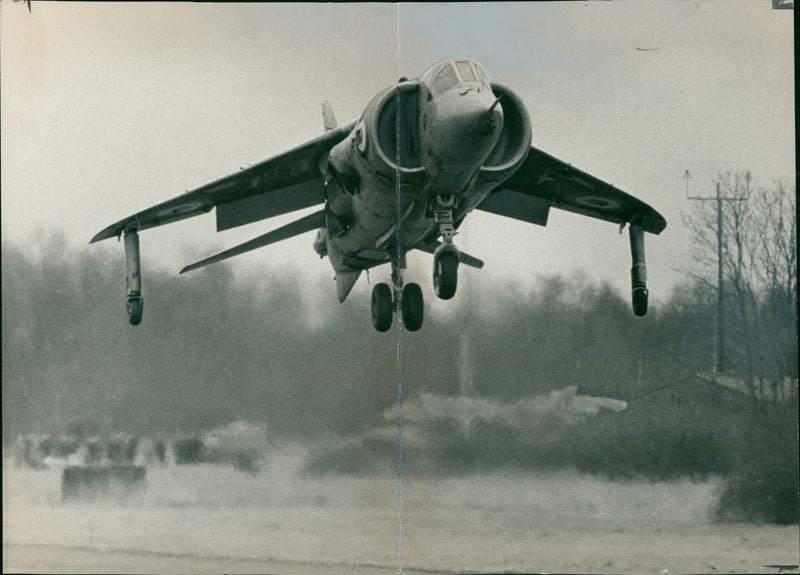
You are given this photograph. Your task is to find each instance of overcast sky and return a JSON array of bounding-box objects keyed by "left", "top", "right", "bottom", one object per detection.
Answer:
[{"left": 1, "top": 1, "right": 794, "bottom": 309}]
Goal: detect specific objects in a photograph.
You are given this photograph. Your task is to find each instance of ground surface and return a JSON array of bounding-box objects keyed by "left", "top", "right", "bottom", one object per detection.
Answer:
[{"left": 3, "top": 451, "right": 798, "bottom": 574}]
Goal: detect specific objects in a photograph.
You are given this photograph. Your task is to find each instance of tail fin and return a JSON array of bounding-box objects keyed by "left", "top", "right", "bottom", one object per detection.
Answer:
[{"left": 322, "top": 101, "right": 337, "bottom": 132}]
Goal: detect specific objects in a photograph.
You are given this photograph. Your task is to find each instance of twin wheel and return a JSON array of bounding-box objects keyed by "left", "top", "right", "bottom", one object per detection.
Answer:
[
  {"left": 371, "top": 283, "right": 422, "bottom": 332},
  {"left": 370, "top": 251, "right": 459, "bottom": 332}
]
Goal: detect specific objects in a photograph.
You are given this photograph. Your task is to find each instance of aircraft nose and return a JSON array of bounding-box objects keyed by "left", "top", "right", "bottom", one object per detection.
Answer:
[
  {"left": 419, "top": 90, "right": 506, "bottom": 194},
  {"left": 441, "top": 95, "right": 503, "bottom": 141}
]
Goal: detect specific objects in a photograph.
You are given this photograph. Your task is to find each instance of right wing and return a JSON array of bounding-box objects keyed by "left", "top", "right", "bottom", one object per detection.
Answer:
[
  {"left": 90, "top": 121, "right": 355, "bottom": 243},
  {"left": 478, "top": 145, "right": 666, "bottom": 235}
]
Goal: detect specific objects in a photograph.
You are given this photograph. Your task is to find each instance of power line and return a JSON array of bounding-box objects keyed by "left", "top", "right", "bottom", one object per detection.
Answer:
[{"left": 626, "top": 374, "right": 697, "bottom": 403}]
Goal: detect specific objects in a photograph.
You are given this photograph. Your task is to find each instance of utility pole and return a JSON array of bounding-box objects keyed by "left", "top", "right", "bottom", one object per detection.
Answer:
[
  {"left": 715, "top": 182, "right": 724, "bottom": 373},
  {"left": 687, "top": 172, "right": 749, "bottom": 373}
]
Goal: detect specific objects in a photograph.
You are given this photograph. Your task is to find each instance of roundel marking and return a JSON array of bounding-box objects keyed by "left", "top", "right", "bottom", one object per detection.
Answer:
[{"left": 575, "top": 196, "right": 621, "bottom": 211}]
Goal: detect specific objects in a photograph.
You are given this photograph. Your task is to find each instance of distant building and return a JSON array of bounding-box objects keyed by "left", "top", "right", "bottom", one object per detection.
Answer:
[
  {"left": 625, "top": 372, "right": 796, "bottom": 416},
  {"left": 693, "top": 372, "right": 797, "bottom": 404},
  {"left": 607, "top": 376, "right": 745, "bottom": 442}
]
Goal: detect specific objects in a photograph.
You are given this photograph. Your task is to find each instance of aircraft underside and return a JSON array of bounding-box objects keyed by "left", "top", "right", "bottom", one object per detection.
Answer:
[{"left": 324, "top": 186, "right": 473, "bottom": 332}]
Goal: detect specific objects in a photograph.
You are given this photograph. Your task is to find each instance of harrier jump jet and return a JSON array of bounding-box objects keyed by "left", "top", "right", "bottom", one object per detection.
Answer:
[{"left": 91, "top": 57, "right": 666, "bottom": 332}]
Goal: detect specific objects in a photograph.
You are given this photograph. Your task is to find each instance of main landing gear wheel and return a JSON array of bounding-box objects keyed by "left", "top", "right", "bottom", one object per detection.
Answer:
[
  {"left": 434, "top": 251, "right": 458, "bottom": 300},
  {"left": 401, "top": 283, "right": 424, "bottom": 332},
  {"left": 371, "top": 283, "right": 393, "bottom": 332}
]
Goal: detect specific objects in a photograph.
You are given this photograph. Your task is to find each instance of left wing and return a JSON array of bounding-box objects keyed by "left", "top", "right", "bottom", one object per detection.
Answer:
[
  {"left": 90, "top": 122, "right": 354, "bottom": 243},
  {"left": 478, "top": 145, "right": 666, "bottom": 234}
]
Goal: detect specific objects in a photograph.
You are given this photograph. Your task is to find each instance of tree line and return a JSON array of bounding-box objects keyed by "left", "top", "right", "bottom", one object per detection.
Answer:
[{"left": 2, "top": 174, "right": 796, "bottom": 523}]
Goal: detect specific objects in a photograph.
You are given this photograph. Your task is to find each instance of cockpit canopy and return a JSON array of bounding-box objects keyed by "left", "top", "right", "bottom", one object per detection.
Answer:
[{"left": 421, "top": 58, "right": 491, "bottom": 97}]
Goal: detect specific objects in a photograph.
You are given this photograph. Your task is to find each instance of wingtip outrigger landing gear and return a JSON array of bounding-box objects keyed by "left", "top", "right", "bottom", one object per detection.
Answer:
[
  {"left": 629, "top": 223, "right": 648, "bottom": 316},
  {"left": 123, "top": 229, "right": 144, "bottom": 326}
]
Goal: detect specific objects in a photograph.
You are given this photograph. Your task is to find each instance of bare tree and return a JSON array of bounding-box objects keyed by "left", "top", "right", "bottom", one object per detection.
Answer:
[{"left": 683, "top": 172, "right": 797, "bottom": 404}]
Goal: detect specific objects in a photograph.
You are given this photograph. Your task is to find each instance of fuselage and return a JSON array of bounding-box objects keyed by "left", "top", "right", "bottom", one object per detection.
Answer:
[{"left": 315, "top": 57, "right": 532, "bottom": 280}]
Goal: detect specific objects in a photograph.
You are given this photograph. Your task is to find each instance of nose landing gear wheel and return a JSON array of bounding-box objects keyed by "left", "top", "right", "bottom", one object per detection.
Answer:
[
  {"left": 371, "top": 283, "right": 393, "bottom": 332},
  {"left": 434, "top": 251, "right": 458, "bottom": 300},
  {"left": 401, "top": 283, "right": 424, "bottom": 332}
]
